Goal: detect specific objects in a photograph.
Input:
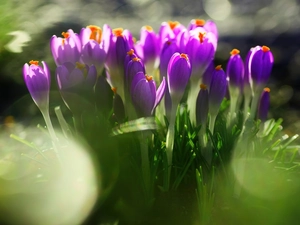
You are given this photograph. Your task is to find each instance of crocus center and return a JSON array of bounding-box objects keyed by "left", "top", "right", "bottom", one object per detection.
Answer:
[
  {"left": 29, "top": 60, "right": 39, "bottom": 66},
  {"left": 112, "top": 87, "right": 117, "bottom": 94},
  {"left": 168, "top": 21, "right": 179, "bottom": 30},
  {"left": 194, "top": 19, "right": 205, "bottom": 27},
  {"left": 230, "top": 49, "right": 240, "bottom": 55},
  {"left": 132, "top": 57, "right": 140, "bottom": 62},
  {"left": 166, "top": 40, "right": 172, "bottom": 45},
  {"left": 215, "top": 65, "right": 222, "bottom": 70},
  {"left": 61, "top": 31, "right": 69, "bottom": 45},
  {"left": 198, "top": 32, "right": 206, "bottom": 43},
  {"left": 262, "top": 45, "right": 270, "bottom": 52},
  {"left": 127, "top": 49, "right": 134, "bottom": 56},
  {"left": 264, "top": 87, "right": 270, "bottom": 92},
  {"left": 200, "top": 83, "right": 207, "bottom": 90},
  {"left": 145, "top": 25, "right": 153, "bottom": 32},
  {"left": 180, "top": 53, "right": 188, "bottom": 61},
  {"left": 145, "top": 75, "right": 153, "bottom": 82},
  {"left": 76, "top": 62, "right": 86, "bottom": 70},
  {"left": 113, "top": 28, "right": 124, "bottom": 37},
  {"left": 87, "top": 25, "right": 102, "bottom": 44}
]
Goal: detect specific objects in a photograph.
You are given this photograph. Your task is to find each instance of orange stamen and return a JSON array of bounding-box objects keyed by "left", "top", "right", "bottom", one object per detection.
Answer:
[
  {"left": 127, "top": 49, "right": 134, "bottom": 56},
  {"left": 198, "top": 32, "right": 206, "bottom": 43},
  {"left": 144, "top": 25, "right": 153, "bottom": 31},
  {"left": 29, "top": 60, "right": 39, "bottom": 66},
  {"left": 112, "top": 87, "right": 117, "bottom": 94},
  {"left": 145, "top": 75, "right": 153, "bottom": 82},
  {"left": 262, "top": 45, "right": 270, "bottom": 52},
  {"left": 200, "top": 83, "right": 207, "bottom": 90},
  {"left": 168, "top": 21, "right": 180, "bottom": 30},
  {"left": 113, "top": 28, "right": 123, "bottom": 37},
  {"left": 88, "top": 25, "right": 102, "bottom": 44},
  {"left": 264, "top": 87, "right": 270, "bottom": 92},
  {"left": 180, "top": 53, "right": 188, "bottom": 60},
  {"left": 215, "top": 65, "right": 222, "bottom": 70},
  {"left": 194, "top": 19, "right": 205, "bottom": 27},
  {"left": 132, "top": 57, "right": 140, "bottom": 62},
  {"left": 230, "top": 49, "right": 240, "bottom": 55},
  {"left": 61, "top": 32, "right": 69, "bottom": 39}
]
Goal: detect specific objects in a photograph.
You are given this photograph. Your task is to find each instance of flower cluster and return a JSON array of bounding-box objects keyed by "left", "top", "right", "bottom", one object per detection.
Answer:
[{"left": 22, "top": 19, "right": 274, "bottom": 186}]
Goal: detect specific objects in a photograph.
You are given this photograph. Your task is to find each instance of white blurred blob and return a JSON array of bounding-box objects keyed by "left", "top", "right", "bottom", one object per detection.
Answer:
[
  {"left": 203, "top": 0, "right": 232, "bottom": 21},
  {"left": 0, "top": 126, "right": 99, "bottom": 225},
  {"left": 231, "top": 155, "right": 297, "bottom": 200},
  {"left": 5, "top": 31, "right": 31, "bottom": 53}
]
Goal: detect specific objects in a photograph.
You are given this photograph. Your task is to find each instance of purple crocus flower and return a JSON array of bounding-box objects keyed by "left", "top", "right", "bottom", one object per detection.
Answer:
[
  {"left": 159, "top": 39, "right": 179, "bottom": 79},
  {"left": 50, "top": 29, "right": 81, "bottom": 66},
  {"left": 56, "top": 62, "right": 97, "bottom": 112},
  {"left": 131, "top": 72, "right": 166, "bottom": 117},
  {"left": 209, "top": 65, "right": 227, "bottom": 115},
  {"left": 158, "top": 21, "right": 185, "bottom": 49},
  {"left": 80, "top": 25, "right": 107, "bottom": 74},
  {"left": 257, "top": 87, "right": 270, "bottom": 122},
  {"left": 185, "top": 27, "right": 217, "bottom": 80},
  {"left": 226, "top": 48, "right": 244, "bottom": 92},
  {"left": 23, "top": 60, "right": 50, "bottom": 110},
  {"left": 135, "top": 25, "right": 159, "bottom": 67},
  {"left": 249, "top": 45, "right": 274, "bottom": 89},
  {"left": 167, "top": 53, "right": 192, "bottom": 102},
  {"left": 188, "top": 19, "right": 218, "bottom": 40}
]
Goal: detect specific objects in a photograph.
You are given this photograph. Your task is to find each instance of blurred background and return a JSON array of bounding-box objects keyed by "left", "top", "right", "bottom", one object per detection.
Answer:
[{"left": 1, "top": 0, "right": 300, "bottom": 131}]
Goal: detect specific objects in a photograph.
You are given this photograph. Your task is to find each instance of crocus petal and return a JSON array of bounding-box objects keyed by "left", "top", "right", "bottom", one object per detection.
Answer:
[
  {"left": 153, "top": 77, "right": 166, "bottom": 111},
  {"left": 257, "top": 87, "right": 270, "bottom": 122}
]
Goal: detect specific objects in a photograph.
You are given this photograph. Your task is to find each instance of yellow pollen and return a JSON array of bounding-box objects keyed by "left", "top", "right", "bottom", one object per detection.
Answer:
[
  {"left": 61, "top": 32, "right": 69, "bottom": 39},
  {"left": 113, "top": 28, "right": 123, "bottom": 37},
  {"left": 194, "top": 19, "right": 205, "bottom": 27},
  {"left": 127, "top": 49, "right": 134, "bottom": 56},
  {"left": 144, "top": 25, "right": 153, "bottom": 31},
  {"left": 88, "top": 25, "right": 102, "bottom": 44},
  {"left": 180, "top": 53, "right": 188, "bottom": 60},
  {"left": 76, "top": 62, "right": 86, "bottom": 70},
  {"left": 200, "top": 83, "right": 207, "bottom": 90},
  {"left": 29, "top": 60, "right": 39, "bottom": 66},
  {"left": 198, "top": 32, "right": 206, "bottom": 43},
  {"left": 230, "top": 49, "right": 240, "bottom": 55},
  {"left": 132, "top": 37, "right": 136, "bottom": 43},
  {"left": 145, "top": 75, "right": 153, "bottom": 82},
  {"left": 215, "top": 65, "right": 222, "bottom": 70},
  {"left": 132, "top": 57, "right": 140, "bottom": 62},
  {"left": 262, "top": 45, "right": 270, "bottom": 52},
  {"left": 112, "top": 87, "right": 117, "bottom": 94},
  {"left": 168, "top": 21, "right": 180, "bottom": 30},
  {"left": 264, "top": 87, "right": 270, "bottom": 92}
]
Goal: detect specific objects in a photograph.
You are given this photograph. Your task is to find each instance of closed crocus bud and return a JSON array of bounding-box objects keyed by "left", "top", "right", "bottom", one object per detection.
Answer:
[
  {"left": 23, "top": 60, "right": 50, "bottom": 110},
  {"left": 208, "top": 65, "right": 227, "bottom": 133},
  {"left": 209, "top": 65, "right": 227, "bottom": 113},
  {"left": 249, "top": 45, "right": 274, "bottom": 89},
  {"left": 227, "top": 49, "right": 244, "bottom": 92},
  {"left": 196, "top": 84, "right": 209, "bottom": 127},
  {"left": 50, "top": 29, "right": 81, "bottom": 66},
  {"left": 56, "top": 62, "right": 97, "bottom": 112},
  {"left": 167, "top": 53, "right": 191, "bottom": 103},
  {"left": 130, "top": 72, "right": 156, "bottom": 117},
  {"left": 80, "top": 25, "right": 106, "bottom": 74},
  {"left": 105, "top": 28, "right": 130, "bottom": 102},
  {"left": 125, "top": 57, "right": 145, "bottom": 92},
  {"left": 202, "top": 61, "right": 214, "bottom": 90},
  {"left": 258, "top": 87, "right": 270, "bottom": 122}
]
